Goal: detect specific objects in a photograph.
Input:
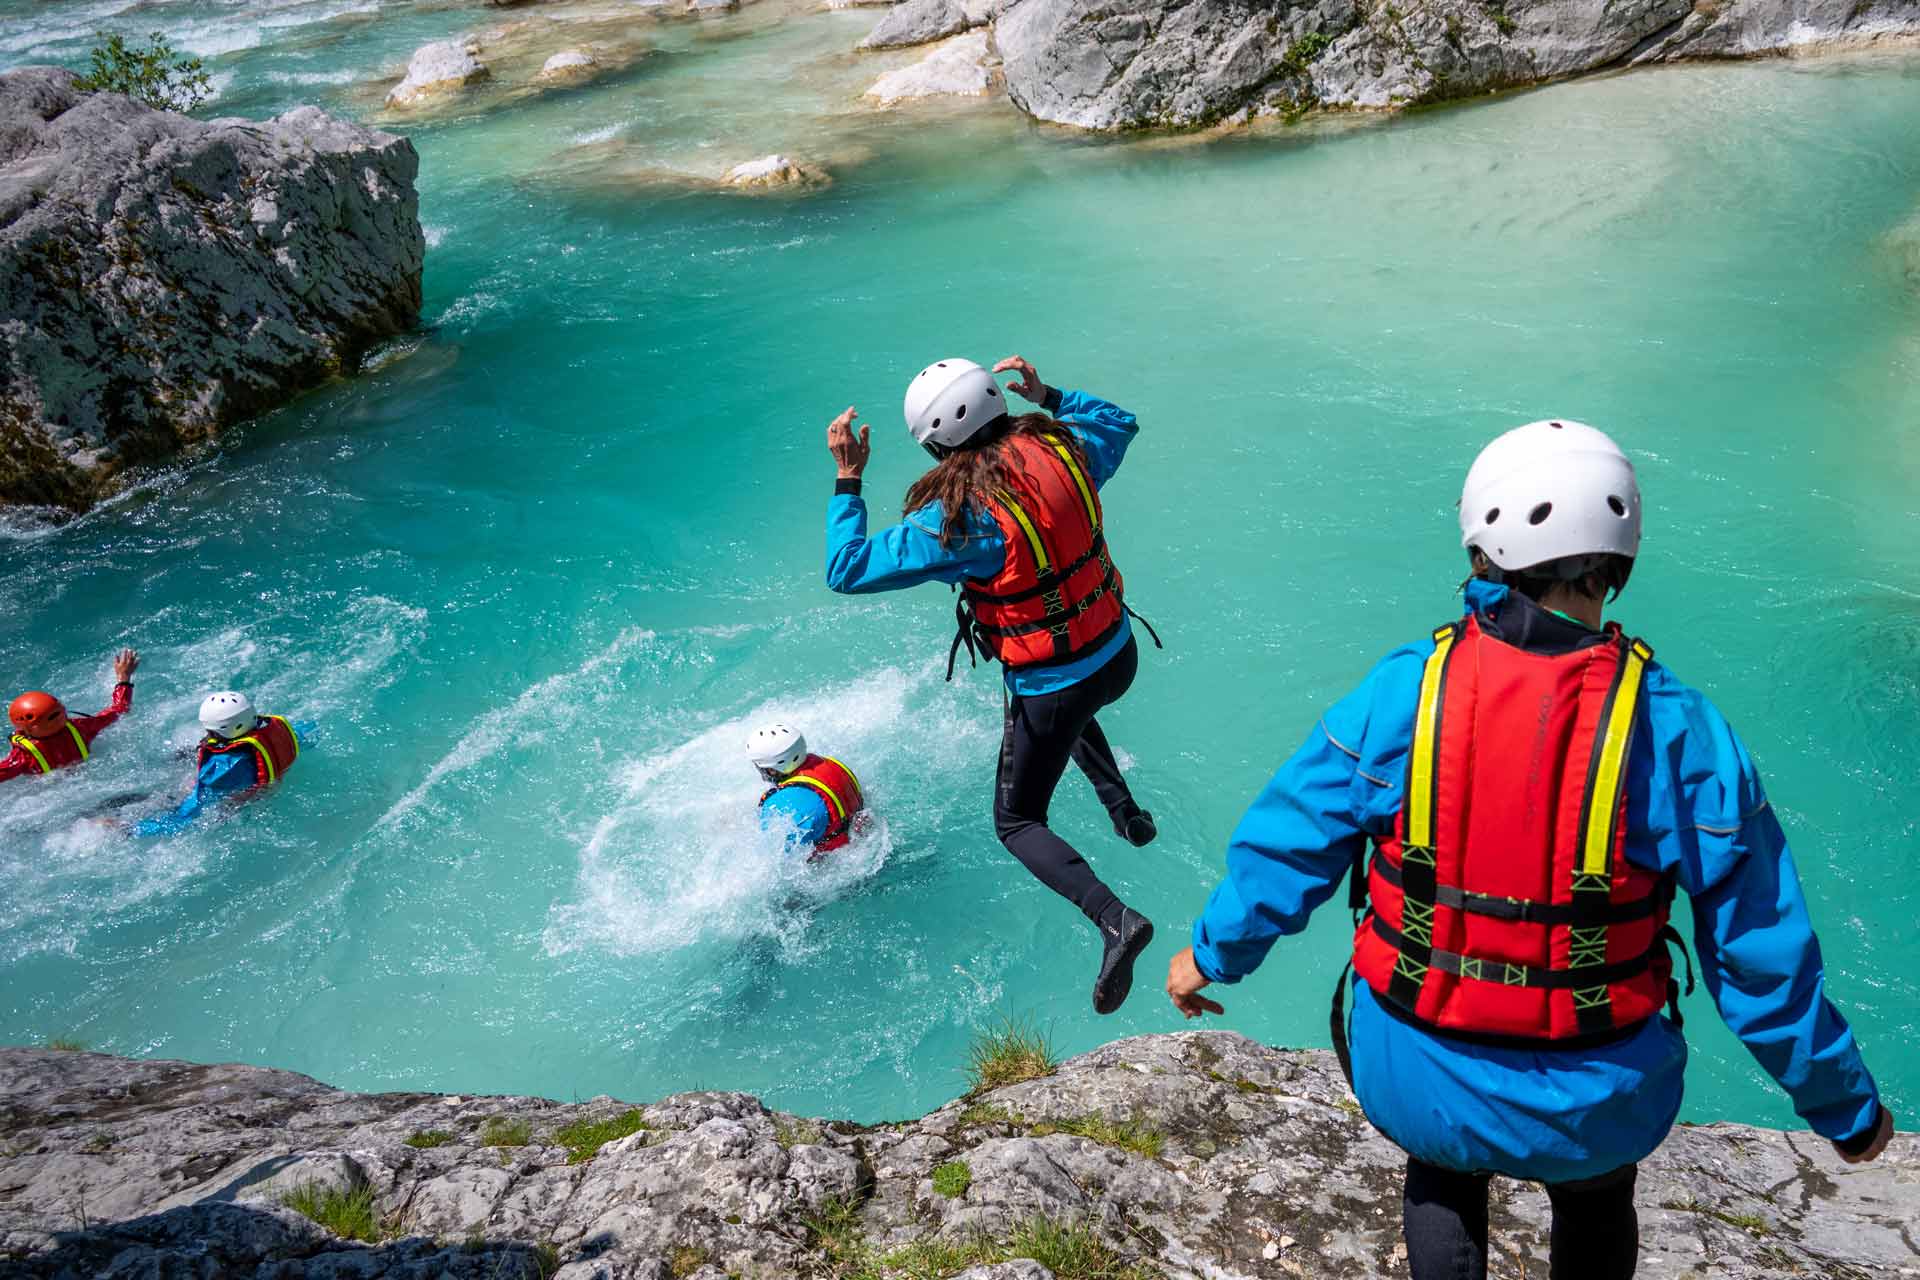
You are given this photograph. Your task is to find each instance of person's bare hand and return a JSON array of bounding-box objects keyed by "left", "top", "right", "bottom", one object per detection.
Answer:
[
  {"left": 112, "top": 648, "right": 140, "bottom": 682},
  {"left": 1167, "top": 946, "right": 1225, "bottom": 1019},
  {"left": 992, "top": 355, "right": 1051, "bottom": 407},
  {"left": 1834, "top": 1107, "right": 1895, "bottom": 1164},
  {"left": 828, "top": 407, "right": 871, "bottom": 480}
]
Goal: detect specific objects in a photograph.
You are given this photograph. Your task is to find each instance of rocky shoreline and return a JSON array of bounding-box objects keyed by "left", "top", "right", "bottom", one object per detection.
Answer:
[{"left": 0, "top": 1032, "right": 1912, "bottom": 1278}]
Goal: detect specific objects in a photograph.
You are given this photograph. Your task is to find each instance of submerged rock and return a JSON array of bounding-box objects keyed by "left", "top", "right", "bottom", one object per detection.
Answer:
[
  {"left": 995, "top": 0, "right": 1920, "bottom": 130},
  {"left": 386, "top": 38, "right": 491, "bottom": 107},
  {"left": 723, "top": 154, "right": 828, "bottom": 188},
  {"left": 859, "top": 0, "right": 971, "bottom": 49},
  {"left": 864, "top": 29, "right": 998, "bottom": 105},
  {"left": 538, "top": 48, "right": 600, "bottom": 80},
  {"left": 0, "top": 1033, "right": 1909, "bottom": 1277},
  {"left": 0, "top": 67, "right": 423, "bottom": 513}
]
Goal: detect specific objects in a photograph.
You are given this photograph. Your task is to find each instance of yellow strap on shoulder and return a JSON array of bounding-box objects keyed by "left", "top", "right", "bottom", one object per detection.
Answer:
[
  {"left": 785, "top": 774, "right": 847, "bottom": 825},
  {"left": 232, "top": 734, "right": 277, "bottom": 786},
  {"left": 1050, "top": 441, "right": 1100, "bottom": 532},
  {"left": 13, "top": 734, "right": 52, "bottom": 774},
  {"left": 995, "top": 490, "right": 1050, "bottom": 576},
  {"left": 822, "top": 756, "right": 860, "bottom": 798},
  {"left": 1405, "top": 624, "right": 1459, "bottom": 851},
  {"left": 66, "top": 723, "right": 88, "bottom": 763},
  {"left": 1579, "top": 640, "right": 1652, "bottom": 877},
  {"left": 270, "top": 715, "right": 301, "bottom": 763}
]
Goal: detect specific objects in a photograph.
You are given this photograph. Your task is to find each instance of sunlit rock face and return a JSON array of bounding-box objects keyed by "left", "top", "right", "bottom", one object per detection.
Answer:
[
  {"left": 864, "top": 30, "right": 998, "bottom": 105},
  {"left": 0, "top": 68, "right": 423, "bottom": 513},
  {"left": 386, "top": 39, "right": 492, "bottom": 107},
  {"left": 995, "top": 0, "right": 1920, "bottom": 130}
]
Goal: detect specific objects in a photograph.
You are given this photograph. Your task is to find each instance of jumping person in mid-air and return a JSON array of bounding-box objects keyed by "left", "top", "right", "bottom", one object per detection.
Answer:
[
  {"left": 822, "top": 355, "right": 1159, "bottom": 1013},
  {"left": 749, "top": 722, "right": 866, "bottom": 858},
  {"left": 2, "top": 649, "right": 140, "bottom": 783},
  {"left": 132, "top": 691, "right": 311, "bottom": 836},
  {"left": 1167, "top": 419, "right": 1892, "bottom": 1280}
]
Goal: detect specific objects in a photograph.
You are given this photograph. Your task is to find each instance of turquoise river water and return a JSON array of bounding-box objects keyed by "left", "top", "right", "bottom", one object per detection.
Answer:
[{"left": 2, "top": 0, "right": 1918, "bottom": 1131}]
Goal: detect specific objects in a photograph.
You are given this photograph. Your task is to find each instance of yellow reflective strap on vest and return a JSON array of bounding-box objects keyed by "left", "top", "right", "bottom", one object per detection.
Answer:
[
  {"left": 12, "top": 734, "right": 51, "bottom": 774},
  {"left": 786, "top": 775, "right": 847, "bottom": 825},
  {"left": 822, "top": 756, "right": 860, "bottom": 799},
  {"left": 994, "top": 489, "right": 1050, "bottom": 576},
  {"left": 1579, "top": 639, "right": 1652, "bottom": 877},
  {"left": 1050, "top": 441, "right": 1100, "bottom": 533},
  {"left": 1405, "top": 624, "right": 1459, "bottom": 851},
  {"left": 67, "top": 723, "right": 88, "bottom": 763},
  {"left": 271, "top": 715, "right": 301, "bottom": 764}
]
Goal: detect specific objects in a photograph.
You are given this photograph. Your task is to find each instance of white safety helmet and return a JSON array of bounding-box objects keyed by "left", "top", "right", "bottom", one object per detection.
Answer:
[
  {"left": 746, "top": 723, "right": 808, "bottom": 778},
  {"left": 199, "top": 691, "right": 257, "bottom": 741},
  {"left": 903, "top": 358, "right": 1009, "bottom": 457},
  {"left": 1458, "top": 419, "right": 1641, "bottom": 575}
]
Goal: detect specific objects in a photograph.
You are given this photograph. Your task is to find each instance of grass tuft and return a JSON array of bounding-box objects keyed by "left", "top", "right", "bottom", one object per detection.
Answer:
[
  {"left": 1009, "top": 1217, "right": 1156, "bottom": 1280},
  {"left": 1029, "top": 1113, "right": 1165, "bottom": 1159},
  {"left": 45, "top": 1037, "right": 87, "bottom": 1052},
  {"left": 669, "top": 1244, "right": 709, "bottom": 1277},
  {"left": 479, "top": 1116, "right": 532, "bottom": 1147},
  {"left": 964, "top": 1016, "right": 1056, "bottom": 1095},
  {"left": 281, "top": 1182, "right": 383, "bottom": 1242},
  {"left": 403, "top": 1129, "right": 453, "bottom": 1149},
  {"left": 553, "top": 1110, "right": 646, "bottom": 1164},
  {"left": 774, "top": 1116, "right": 824, "bottom": 1149},
  {"left": 931, "top": 1160, "right": 971, "bottom": 1199},
  {"left": 955, "top": 1102, "right": 1018, "bottom": 1129},
  {"left": 802, "top": 1194, "right": 870, "bottom": 1269}
]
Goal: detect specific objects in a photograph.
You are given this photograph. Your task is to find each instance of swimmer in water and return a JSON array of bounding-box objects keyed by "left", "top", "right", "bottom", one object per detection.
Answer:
[
  {"left": 749, "top": 724, "right": 865, "bottom": 858},
  {"left": 2, "top": 649, "right": 140, "bottom": 783},
  {"left": 131, "top": 691, "right": 313, "bottom": 837}
]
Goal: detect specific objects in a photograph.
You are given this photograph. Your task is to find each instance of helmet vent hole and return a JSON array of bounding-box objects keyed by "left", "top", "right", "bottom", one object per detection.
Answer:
[
  {"left": 931, "top": 417, "right": 941, "bottom": 429},
  {"left": 955, "top": 404, "right": 967, "bottom": 420},
  {"left": 1550, "top": 421, "right": 1564, "bottom": 429},
  {"left": 988, "top": 386, "right": 998, "bottom": 396},
  {"left": 1527, "top": 502, "right": 1552, "bottom": 526},
  {"left": 1607, "top": 495, "right": 1627, "bottom": 516},
  {"left": 1484, "top": 507, "right": 1500, "bottom": 525}
]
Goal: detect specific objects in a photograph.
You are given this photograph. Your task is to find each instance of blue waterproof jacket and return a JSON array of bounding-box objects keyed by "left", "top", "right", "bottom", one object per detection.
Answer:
[
  {"left": 133, "top": 720, "right": 317, "bottom": 838},
  {"left": 759, "top": 784, "right": 833, "bottom": 850},
  {"left": 1192, "top": 581, "right": 1881, "bottom": 1181},
  {"left": 824, "top": 387, "right": 1138, "bottom": 696}
]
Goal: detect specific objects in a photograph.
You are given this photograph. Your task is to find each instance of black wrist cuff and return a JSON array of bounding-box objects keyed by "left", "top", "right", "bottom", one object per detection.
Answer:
[
  {"left": 1043, "top": 386, "right": 1063, "bottom": 414},
  {"left": 834, "top": 478, "right": 862, "bottom": 497},
  {"left": 1835, "top": 1104, "right": 1882, "bottom": 1156}
]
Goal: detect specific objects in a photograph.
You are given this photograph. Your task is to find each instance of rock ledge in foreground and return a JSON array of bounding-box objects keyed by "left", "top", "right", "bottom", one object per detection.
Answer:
[
  {"left": 0, "top": 67, "right": 424, "bottom": 513},
  {"left": 1, "top": 1032, "right": 1912, "bottom": 1278}
]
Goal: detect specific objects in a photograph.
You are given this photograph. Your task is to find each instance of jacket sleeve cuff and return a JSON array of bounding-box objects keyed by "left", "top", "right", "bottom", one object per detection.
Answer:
[
  {"left": 1043, "top": 386, "right": 1063, "bottom": 415},
  {"left": 834, "top": 478, "right": 862, "bottom": 497},
  {"left": 1189, "top": 922, "right": 1236, "bottom": 985},
  {"left": 1833, "top": 1102, "right": 1883, "bottom": 1156}
]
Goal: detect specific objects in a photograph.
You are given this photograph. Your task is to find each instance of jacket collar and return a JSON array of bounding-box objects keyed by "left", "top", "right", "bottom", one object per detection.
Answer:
[{"left": 1463, "top": 578, "right": 1611, "bottom": 657}]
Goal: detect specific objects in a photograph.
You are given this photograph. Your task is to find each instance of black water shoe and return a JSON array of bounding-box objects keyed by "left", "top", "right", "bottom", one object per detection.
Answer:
[
  {"left": 1092, "top": 907, "right": 1154, "bottom": 1015},
  {"left": 1114, "top": 806, "right": 1157, "bottom": 848}
]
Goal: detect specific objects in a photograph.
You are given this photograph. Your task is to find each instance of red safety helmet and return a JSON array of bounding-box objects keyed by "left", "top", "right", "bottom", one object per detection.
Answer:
[{"left": 8, "top": 691, "right": 67, "bottom": 739}]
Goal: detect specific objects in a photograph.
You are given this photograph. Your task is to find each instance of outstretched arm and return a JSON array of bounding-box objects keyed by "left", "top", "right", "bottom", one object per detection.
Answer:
[
  {"left": 995, "top": 356, "right": 1139, "bottom": 487},
  {"left": 822, "top": 407, "right": 1003, "bottom": 593},
  {"left": 130, "top": 751, "right": 256, "bottom": 838}
]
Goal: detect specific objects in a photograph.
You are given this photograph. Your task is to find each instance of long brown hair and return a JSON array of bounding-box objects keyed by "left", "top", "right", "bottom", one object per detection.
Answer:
[{"left": 903, "top": 414, "right": 1094, "bottom": 547}]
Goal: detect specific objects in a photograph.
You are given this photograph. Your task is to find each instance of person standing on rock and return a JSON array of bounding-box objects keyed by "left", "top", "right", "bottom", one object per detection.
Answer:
[
  {"left": 2, "top": 649, "right": 140, "bottom": 782},
  {"left": 823, "top": 355, "right": 1161, "bottom": 1013},
  {"left": 1165, "top": 420, "right": 1894, "bottom": 1279}
]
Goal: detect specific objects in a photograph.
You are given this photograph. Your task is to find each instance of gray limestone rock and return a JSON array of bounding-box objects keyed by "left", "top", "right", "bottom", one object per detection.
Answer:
[
  {"left": 995, "top": 0, "right": 1920, "bottom": 130},
  {"left": 860, "top": 0, "right": 971, "bottom": 48},
  {"left": 0, "top": 67, "right": 424, "bottom": 513},
  {"left": 0, "top": 1035, "right": 1912, "bottom": 1278}
]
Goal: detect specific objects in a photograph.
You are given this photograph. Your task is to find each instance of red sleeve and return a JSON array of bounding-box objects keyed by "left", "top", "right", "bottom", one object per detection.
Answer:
[
  {"left": 0, "top": 749, "right": 30, "bottom": 783},
  {"left": 75, "top": 683, "right": 133, "bottom": 744}
]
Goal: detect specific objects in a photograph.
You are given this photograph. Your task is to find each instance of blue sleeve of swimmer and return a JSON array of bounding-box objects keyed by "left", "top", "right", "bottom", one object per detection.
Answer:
[
  {"left": 1634, "top": 682, "right": 1882, "bottom": 1142},
  {"left": 1190, "top": 664, "right": 1405, "bottom": 984},
  {"left": 759, "top": 785, "right": 832, "bottom": 849},
  {"left": 825, "top": 491, "right": 1004, "bottom": 593},
  {"left": 1048, "top": 387, "right": 1139, "bottom": 489},
  {"left": 131, "top": 751, "right": 260, "bottom": 838}
]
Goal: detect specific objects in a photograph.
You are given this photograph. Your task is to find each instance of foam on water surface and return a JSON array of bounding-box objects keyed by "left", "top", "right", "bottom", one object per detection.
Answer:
[{"left": 0, "top": 1, "right": 1916, "bottom": 1124}]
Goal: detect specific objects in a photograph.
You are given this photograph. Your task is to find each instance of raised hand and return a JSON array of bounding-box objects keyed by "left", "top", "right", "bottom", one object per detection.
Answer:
[
  {"left": 1167, "top": 946, "right": 1226, "bottom": 1019},
  {"left": 992, "top": 355, "right": 1051, "bottom": 407},
  {"left": 112, "top": 648, "right": 140, "bottom": 682},
  {"left": 827, "top": 407, "right": 871, "bottom": 480}
]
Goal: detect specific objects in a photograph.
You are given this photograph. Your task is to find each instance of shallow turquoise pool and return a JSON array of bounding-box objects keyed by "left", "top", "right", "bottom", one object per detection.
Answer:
[{"left": 2, "top": 0, "right": 1917, "bottom": 1131}]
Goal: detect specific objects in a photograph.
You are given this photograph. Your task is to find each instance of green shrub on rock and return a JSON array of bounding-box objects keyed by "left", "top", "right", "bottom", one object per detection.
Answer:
[
  {"left": 554, "top": 1109, "right": 646, "bottom": 1164},
  {"left": 931, "top": 1160, "right": 971, "bottom": 1198},
  {"left": 281, "top": 1182, "right": 383, "bottom": 1242},
  {"left": 965, "top": 1016, "right": 1056, "bottom": 1094},
  {"left": 74, "top": 32, "right": 213, "bottom": 112}
]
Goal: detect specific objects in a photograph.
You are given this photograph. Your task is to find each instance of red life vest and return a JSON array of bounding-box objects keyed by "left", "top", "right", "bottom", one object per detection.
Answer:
[
  {"left": 761, "top": 754, "right": 864, "bottom": 852},
  {"left": 197, "top": 715, "right": 300, "bottom": 793},
  {"left": 9, "top": 723, "right": 91, "bottom": 774},
  {"left": 1352, "top": 616, "right": 1675, "bottom": 1043},
  {"left": 959, "top": 432, "right": 1127, "bottom": 671}
]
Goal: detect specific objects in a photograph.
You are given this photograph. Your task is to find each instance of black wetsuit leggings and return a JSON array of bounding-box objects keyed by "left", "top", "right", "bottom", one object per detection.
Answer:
[
  {"left": 1403, "top": 1158, "right": 1640, "bottom": 1280},
  {"left": 993, "top": 635, "right": 1140, "bottom": 926}
]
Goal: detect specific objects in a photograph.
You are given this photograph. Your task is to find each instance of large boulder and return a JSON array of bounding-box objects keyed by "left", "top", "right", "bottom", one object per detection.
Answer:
[
  {"left": 0, "top": 67, "right": 424, "bottom": 512},
  {"left": 864, "top": 30, "right": 998, "bottom": 105},
  {"left": 995, "top": 0, "right": 1920, "bottom": 130},
  {"left": 386, "top": 39, "right": 491, "bottom": 107},
  {"left": 0, "top": 1035, "right": 1911, "bottom": 1276},
  {"left": 859, "top": 0, "right": 971, "bottom": 49}
]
